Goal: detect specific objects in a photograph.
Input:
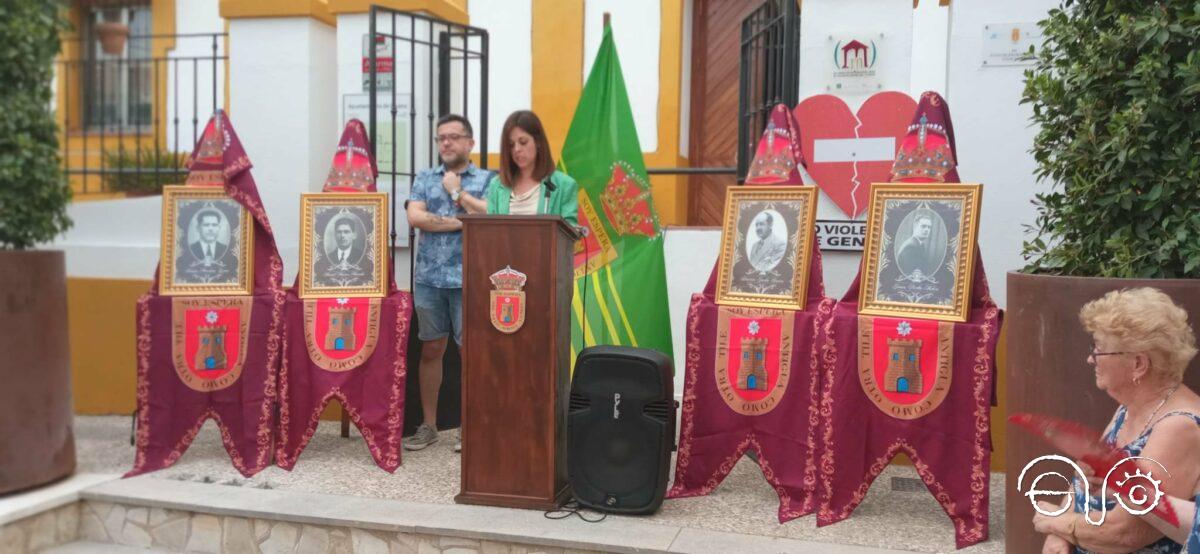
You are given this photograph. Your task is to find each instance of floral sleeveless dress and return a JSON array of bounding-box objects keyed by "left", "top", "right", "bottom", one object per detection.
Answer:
[
  {"left": 1188, "top": 494, "right": 1200, "bottom": 553},
  {"left": 1072, "top": 408, "right": 1200, "bottom": 554}
]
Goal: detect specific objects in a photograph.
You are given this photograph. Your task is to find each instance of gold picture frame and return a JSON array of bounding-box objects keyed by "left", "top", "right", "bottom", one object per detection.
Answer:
[
  {"left": 715, "top": 186, "right": 817, "bottom": 310},
  {"left": 858, "top": 183, "right": 982, "bottom": 322},
  {"left": 299, "top": 193, "right": 388, "bottom": 298},
  {"left": 159, "top": 185, "right": 254, "bottom": 296}
]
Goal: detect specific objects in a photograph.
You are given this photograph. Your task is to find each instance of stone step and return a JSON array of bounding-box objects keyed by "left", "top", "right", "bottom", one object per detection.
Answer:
[
  {"left": 43, "top": 541, "right": 172, "bottom": 553},
  {"left": 71, "top": 476, "right": 906, "bottom": 554}
]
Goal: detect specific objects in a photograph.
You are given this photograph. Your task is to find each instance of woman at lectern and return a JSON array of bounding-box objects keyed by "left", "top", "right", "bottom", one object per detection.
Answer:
[{"left": 485, "top": 110, "right": 579, "bottom": 226}]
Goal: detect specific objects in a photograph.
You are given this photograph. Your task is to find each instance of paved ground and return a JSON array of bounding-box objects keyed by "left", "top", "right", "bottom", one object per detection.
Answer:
[{"left": 75, "top": 415, "right": 1005, "bottom": 553}]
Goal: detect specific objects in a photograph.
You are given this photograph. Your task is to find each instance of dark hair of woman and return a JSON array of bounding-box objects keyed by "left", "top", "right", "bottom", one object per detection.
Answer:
[{"left": 498, "top": 110, "right": 555, "bottom": 187}]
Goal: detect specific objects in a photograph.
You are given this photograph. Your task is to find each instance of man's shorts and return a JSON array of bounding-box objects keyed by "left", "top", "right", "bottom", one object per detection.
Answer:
[{"left": 413, "top": 283, "right": 463, "bottom": 344}]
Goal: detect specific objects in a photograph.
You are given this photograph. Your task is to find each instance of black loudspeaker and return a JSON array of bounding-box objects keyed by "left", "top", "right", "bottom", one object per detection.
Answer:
[{"left": 568, "top": 345, "right": 675, "bottom": 514}]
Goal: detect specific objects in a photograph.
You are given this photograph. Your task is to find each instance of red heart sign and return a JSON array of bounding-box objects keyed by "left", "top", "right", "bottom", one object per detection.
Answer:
[{"left": 793, "top": 92, "right": 916, "bottom": 218}]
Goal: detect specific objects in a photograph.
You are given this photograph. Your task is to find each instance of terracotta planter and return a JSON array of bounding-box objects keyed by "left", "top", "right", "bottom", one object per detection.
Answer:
[
  {"left": 1004, "top": 271, "right": 1200, "bottom": 554},
  {"left": 95, "top": 21, "right": 128, "bottom": 56},
  {"left": 0, "top": 250, "right": 75, "bottom": 495}
]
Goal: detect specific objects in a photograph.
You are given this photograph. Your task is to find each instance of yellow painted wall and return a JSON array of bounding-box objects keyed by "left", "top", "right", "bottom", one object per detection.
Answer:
[
  {"left": 59, "top": 0, "right": 188, "bottom": 199},
  {"left": 68, "top": 278, "right": 148, "bottom": 414},
  {"left": 527, "top": 0, "right": 688, "bottom": 225}
]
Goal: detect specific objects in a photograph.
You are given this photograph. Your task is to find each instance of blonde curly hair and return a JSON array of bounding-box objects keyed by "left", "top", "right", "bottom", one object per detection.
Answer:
[{"left": 1079, "top": 287, "right": 1198, "bottom": 383}]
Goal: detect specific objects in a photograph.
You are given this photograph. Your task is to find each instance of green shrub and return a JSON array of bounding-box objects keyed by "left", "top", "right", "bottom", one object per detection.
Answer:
[
  {"left": 101, "top": 149, "right": 189, "bottom": 194},
  {"left": 1021, "top": 0, "right": 1200, "bottom": 278},
  {"left": 0, "top": 2, "right": 72, "bottom": 250}
]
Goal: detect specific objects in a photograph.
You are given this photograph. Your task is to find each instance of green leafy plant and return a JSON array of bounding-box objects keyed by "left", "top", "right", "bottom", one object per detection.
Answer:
[
  {"left": 0, "top": 2, "right": 72, "bottom": 250},
  {"left": 101, "top": 149, "right": 189, "bottom": 194},
  {"left": 1021, "top": 0, "right": 1200, "bottom": 278}
]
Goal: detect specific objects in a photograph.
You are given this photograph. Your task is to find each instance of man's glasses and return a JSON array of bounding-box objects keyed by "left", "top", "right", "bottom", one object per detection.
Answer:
[{"left": 435, "top": 133, "right": 471, "bottom": 143}]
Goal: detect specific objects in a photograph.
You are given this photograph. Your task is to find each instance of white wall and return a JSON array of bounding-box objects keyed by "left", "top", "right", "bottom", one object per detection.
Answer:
[
  {"left": 798, "top": 0, "right": 916, "bottom": 300},
  {"left": 56, "top": 197, "right": 163, "bottom": 279},
  {"left": 469, "top": 0, "right": 532, "bottom": 153},
  {"left": 947, "top": 0, "right": 1057, "bottom": 307},
  {"left": 168, "top": 0, "right": 226, "bottom": 153},
  {"left": 230, "top": 17, "right": 338, "bottom": 282},
  {"left": 663, "top": 227, "right": 720, "bottom": 397},
  {"left": 583, "top": 1, "right": 660, "bottom": 152},
  {"left": 911, "top": 1, "right": 950, "bottom": 96}
]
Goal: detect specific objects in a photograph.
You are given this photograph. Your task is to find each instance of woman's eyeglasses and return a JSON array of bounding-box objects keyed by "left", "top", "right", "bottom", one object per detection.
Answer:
[{"left": 1090, "top": 344, "right": 1132, "bottom": 357}]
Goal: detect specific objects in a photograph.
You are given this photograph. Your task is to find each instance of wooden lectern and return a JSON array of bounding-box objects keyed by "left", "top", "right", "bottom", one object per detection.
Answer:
[{"left": 456, "top": 214, "right": 579, "bottom": 509}]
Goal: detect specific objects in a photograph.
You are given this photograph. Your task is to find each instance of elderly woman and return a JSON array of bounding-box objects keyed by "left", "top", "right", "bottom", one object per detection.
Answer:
[
  {"left": 1036, "top": 288, "right": 1200, "bottom": 554},
  {"left": 485, "top": 110, "right": 578, "bottom": 226}
]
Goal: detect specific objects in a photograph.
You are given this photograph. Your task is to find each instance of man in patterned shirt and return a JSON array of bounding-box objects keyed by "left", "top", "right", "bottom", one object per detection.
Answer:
[{"left": 404, "top": 114, "right": 493, "bottom": 452}]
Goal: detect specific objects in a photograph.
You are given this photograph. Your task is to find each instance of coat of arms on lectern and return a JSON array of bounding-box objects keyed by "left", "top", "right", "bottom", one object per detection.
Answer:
[{"left": 489, "top": 266, "right": 527, "bottom": 334}]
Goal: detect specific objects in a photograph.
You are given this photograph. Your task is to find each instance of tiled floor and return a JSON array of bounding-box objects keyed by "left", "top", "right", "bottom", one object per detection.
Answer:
[{"left": 73, "top": 415, "right": 1005, "bottom": 553}]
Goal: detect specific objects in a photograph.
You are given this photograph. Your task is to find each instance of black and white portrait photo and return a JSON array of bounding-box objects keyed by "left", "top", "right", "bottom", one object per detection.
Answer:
[
  {"left": 159, "top": 186, "right": 253, "bottom": 296},
  {"left": 313, "top": 208, "right": 375, "bottom": 287},
  {"left": 300, "top": 193, "right": 388, "bottom": 298},
  {"left": 893, "top": 208, "right": 949, "bottom": 281},
  {"left": 745, "top": 210, "right": 789, "bottom": 272},
  {"left": 716, "top": 187, "right": 816, "bottom": 310},
  {"left": 859, "top": 184, "right": 981, "bottom": 322}
]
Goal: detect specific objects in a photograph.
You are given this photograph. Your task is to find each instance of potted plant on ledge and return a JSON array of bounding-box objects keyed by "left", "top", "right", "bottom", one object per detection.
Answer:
[
  {"left": 1005, "top": 2, "right": 1200, "bottom": 551},
  {"left": 0, "top": 2, "right": 76, "bottom": 494}
]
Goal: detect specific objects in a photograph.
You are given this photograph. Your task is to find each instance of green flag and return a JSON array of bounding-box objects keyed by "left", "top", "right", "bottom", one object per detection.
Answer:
[{"left": 560, "top": 24, "right": 673, "bottom": 361}]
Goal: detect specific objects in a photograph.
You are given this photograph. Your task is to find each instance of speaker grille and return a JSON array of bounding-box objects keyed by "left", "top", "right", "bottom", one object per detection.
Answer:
[
  {"left": 569, "top": 392, "right": 591, "bottom": 413},
  {"left": 642, "top": 399, "right": 671, "bottom": 422}
]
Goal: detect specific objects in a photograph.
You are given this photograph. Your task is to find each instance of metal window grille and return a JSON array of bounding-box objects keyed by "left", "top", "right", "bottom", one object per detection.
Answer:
[
  {"left": 737, "top": 0, "right": 799, "bottom": 182},
  {"left": 366, "top": 6, "right": 490, "bottom": 284}
]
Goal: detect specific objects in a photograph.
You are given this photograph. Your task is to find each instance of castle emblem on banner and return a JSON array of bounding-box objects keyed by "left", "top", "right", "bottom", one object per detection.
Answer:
[
  {"left": 600, "top": 161, "right": 658, "bottom": 238},
  {"left": 303, "top": 297, "right": 382, "bottom": 372},
  {"left": 715, "top": 310, "right": 794, "bottom": 416},
  {"left": 738, "top": 332, "right": 770, "bottom": 392},
  {"left": 858, "top": 317, "right": 953, "bottom": 420},
  {"left": 490, "top": 266, "right": 527, "bottom": 334},
  {"left": 171, "top": 297, "right": 252, "bottom": 392},
  {"left": 326, "top": 304, "right": 358, "bottom": 351}
]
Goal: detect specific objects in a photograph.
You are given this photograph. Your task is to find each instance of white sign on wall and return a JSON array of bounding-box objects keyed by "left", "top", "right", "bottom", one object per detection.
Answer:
[
  {"left": 816, "top": 219, "right": 867, "bottom": 251},
  {"left": 824, "top": 32, "right": 892, "bottom": 94},
  {"left": 362, "top": 34, "right": 394, "bottom": 92},
  {"left": 981, "top": 22, "right": 1042, "bottom": 67},
  {"left": 342, "top": 93, "right": 412, "bottom": 248},
  {"left": 342, "top": 93, "right": 411, "bottom": 176}
]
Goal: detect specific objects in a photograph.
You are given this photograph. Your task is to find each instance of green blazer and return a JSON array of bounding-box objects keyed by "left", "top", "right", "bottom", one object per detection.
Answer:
[{"left": 485, "top": 170, "right": 579, "bottom": 227}]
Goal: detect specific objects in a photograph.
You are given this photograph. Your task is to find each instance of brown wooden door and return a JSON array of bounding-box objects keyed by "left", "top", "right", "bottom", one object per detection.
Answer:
[{"left": 687, "top": 0, "right": 764, "bottom": 225}]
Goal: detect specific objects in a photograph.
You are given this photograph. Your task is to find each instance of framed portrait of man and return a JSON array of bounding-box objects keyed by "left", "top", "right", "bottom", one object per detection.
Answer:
[
  {"left": 159, "top": 186, "right": 254, "bottom": 296},
  {"left": 299, "top": 193, "right": 388, "bottom": 298},
  {"left": 715, "top": 186, "right": 817, "bottom": 310},
  {"left": 858, "top": 183, "right": 982, "bottom": 322}
]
